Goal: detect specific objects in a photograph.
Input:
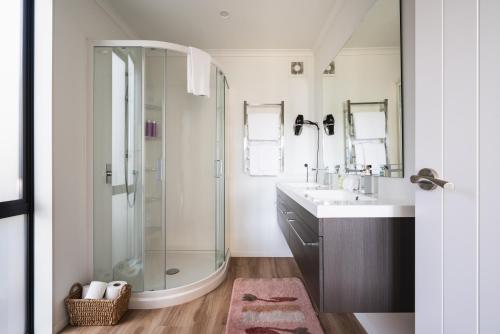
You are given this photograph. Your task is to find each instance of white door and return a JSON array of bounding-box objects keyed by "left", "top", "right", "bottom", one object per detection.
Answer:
[{"left": 414, "top": 0, "right": 500, "bottom": 333}]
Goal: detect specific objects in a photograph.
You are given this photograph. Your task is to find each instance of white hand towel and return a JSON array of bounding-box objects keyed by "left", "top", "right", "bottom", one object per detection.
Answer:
[
  {"left": 362, "top": 142, "right": 387, "bottom": 166},
  {"left": 105, "top": 281, "right": 127, "bottom": 300},
  {"left": 84, "top": 281, "right": 108, "bottom": 299},
  {"left": 187, "top": 47, "right": 212, "bottom": 97},
  {"left": 248, "top": 142, "right": 280, "bottom": 176},
  {"left": 355, "top": 142, "right": 387, "bottom": 166},
  {"left": 247, "top": 110, "right": 281, "bottom": 140},
  {"left": 353, "top": 111, "right": 386, "bottom": 139}
]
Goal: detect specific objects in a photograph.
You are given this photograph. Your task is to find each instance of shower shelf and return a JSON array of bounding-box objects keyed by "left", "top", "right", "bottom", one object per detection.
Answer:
[
  {"left": 145, "top": 104, "right": 162, "bottom": 112},
  {"left": 145, "top": 196, "right": 162, "bottom": 203}
]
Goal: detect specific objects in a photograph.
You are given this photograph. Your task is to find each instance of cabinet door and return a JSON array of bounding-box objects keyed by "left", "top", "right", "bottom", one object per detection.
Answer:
[
  {"left": 288, "top": 219, "right": 321, "bottom": 308},
  {"left": 276, "top": 199, "right": 290, "bottom": 242},
  {"left": 322, "top": 218, "right": 414, "bottom": 312}
]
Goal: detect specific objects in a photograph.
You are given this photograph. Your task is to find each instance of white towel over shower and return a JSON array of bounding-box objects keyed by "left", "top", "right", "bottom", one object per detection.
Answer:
[{"left": 187, "top": 47, "right": 212, "bottom": 97}]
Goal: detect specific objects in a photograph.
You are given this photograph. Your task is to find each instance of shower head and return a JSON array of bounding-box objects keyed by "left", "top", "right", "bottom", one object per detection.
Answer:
[
  {"left": 323, "top": 114, "right": 335, "bottom": 136},
  {"left": 293, "top": 114, "right": 318, "bottom": 136}
]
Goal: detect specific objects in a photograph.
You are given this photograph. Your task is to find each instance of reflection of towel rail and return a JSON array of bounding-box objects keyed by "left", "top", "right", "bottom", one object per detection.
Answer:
[
  {"left": 349, "top": 101, "right": 387, "bottom": 106},
  {"left": 344, "top": 99, "right": 389, "bottom": 174},
  {"left": 243, "top": 101, "right": 285, "bottom": 176}
]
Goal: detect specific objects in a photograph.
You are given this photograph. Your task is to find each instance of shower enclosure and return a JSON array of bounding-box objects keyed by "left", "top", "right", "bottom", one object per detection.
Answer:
[{"left": 91, "top": 41, "right": 228, "bottom": 307}]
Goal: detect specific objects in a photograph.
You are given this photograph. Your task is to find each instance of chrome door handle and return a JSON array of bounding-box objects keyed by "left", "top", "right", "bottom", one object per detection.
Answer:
[
  {"left": 410, "top": 168, "right": 454, "bottom": 191},
  {"left": 288, "top": 220, "right": 319, "bottom": 247},
  {"left": 105, "top": 163, "right": 112, "bottom": 184}
]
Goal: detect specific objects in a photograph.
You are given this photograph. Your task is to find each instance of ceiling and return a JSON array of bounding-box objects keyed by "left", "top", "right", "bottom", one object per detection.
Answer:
[
  {"left": 98, "top": 0, "right": 337, "bottom": 49},
  {"left": 345, "top": 0, "right": 400, "bottom": 48}
]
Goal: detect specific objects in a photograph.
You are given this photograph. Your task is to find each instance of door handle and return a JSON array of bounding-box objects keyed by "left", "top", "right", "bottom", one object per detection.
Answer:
[
  {"left": 288, "top": 220, "right": 319, "bottom": 247},
  {"left": 279, "top": 208, "right": 291, "bottom": 215},
  {"left": 410, "top": 168, "right": 454, "bottom": 191},
  {"left": 105, "top": 163, "right": 112, "bottom": 184},
  {"left": 214, "top": 160, "right": 222, "bottom": 178}
]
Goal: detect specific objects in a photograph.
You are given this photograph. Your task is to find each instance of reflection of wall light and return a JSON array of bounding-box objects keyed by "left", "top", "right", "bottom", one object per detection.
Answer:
[
  {"left": 323, "top": 61, "right": 335, "bottom": 76},
  {"left": 290, "top": 62, "right": 304, "bottom": 76}
]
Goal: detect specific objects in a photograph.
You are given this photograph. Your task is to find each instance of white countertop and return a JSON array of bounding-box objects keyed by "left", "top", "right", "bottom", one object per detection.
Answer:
[{"left": 277, "top": 183, "right": 415, "bottom": 218}]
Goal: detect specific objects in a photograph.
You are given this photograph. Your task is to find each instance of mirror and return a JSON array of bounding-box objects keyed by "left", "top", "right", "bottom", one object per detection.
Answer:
[{"left": 322, "top": 0, "right": 403, "bottom": 177}]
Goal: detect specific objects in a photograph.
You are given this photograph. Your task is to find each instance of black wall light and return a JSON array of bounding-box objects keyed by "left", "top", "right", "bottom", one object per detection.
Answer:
[
  {"left": 293, "top": 114, "right": 319, "bottom": 135},
  {"left": 294, "top": 114, "right": 320, "bottom": 182},
  {"left": 323, "top": 114, "right": 335, "bottom": 136},
  {"left": 294, "top": 114, "right": 336, "bottom": 182}
]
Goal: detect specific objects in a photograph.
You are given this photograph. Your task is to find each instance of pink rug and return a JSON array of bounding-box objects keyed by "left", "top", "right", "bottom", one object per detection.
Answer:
[{"left": 225, "top": 278, "right": 324, "bottom": 334}]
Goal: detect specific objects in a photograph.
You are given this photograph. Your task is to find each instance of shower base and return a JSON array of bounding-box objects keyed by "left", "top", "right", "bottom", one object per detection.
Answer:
[
  {"left": 130, "top": 251, "right": 229, "bottom": 309},
  {"left": 145, "top": 250, "right": 220, "bottom": 290}
]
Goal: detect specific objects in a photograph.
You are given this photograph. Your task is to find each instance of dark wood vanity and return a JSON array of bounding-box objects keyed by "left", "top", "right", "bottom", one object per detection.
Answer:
[{"left": 277, "top": 188, "right": 415, "bottom": 313}]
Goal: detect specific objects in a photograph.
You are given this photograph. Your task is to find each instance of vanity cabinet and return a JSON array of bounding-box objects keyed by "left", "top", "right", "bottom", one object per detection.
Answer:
[{"left": 277, "top": 189, "right": 415, "bottom": 313}]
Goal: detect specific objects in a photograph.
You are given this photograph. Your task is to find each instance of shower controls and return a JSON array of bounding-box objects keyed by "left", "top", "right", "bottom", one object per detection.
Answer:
[{"left": 105, "top": 163, "right": 112, "bottom": 184}]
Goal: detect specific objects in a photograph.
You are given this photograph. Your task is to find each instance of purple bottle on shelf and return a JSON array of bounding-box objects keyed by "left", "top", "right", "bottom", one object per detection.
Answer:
[{"left": 146, "top": 120, "right": 153, "bottom": 138}]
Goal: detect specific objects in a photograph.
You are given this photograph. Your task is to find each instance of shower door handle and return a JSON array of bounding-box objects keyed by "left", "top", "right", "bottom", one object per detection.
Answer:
[
  {"left": 105, "top": 163, "right": 112, "bottom": 184},
  {"left": 214, "top": 160, "right": 222, "bottom": 178}
]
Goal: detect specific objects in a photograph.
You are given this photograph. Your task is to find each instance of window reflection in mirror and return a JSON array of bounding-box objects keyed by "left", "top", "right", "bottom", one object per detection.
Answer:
[{"left": 322, "top": 0, "right": 403, "bottom": 177}]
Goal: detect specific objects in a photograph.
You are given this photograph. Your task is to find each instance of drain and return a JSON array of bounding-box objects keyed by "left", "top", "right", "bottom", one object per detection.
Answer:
[{"left": 166, "top": 268, "right": 180, "bottom": 275}]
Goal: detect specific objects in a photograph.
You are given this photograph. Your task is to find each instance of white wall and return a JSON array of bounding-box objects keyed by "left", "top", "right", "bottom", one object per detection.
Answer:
[
  {"left": 53, "top": 1, "right": 131, "bottom": 331},
  {"left": 210, "top": 50, "right": 316, "bottom": 257},
  {"left": 34, "top": 0, "right": 54, "bottom": 332}
]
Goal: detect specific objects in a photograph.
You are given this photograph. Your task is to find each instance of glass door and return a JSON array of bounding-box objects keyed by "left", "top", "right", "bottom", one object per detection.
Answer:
[
  {"left": 93, "top": 47, "right": 144, "bottom": 292},
  {"left": 215, "top": 70, "right": 226, "bottom": 269},
  {"left": 143, "top": 48, "right": 166, "bottom": 291}
]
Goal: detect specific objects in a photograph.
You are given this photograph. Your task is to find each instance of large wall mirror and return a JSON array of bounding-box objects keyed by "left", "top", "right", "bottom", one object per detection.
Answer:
[{"left": 322, "top": 0, "right": 403, "bottom": 177}]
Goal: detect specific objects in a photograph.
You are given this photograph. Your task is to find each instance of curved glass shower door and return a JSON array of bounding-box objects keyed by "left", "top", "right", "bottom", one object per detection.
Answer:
[
  {"left": 93, "top": 47, "right": 144, "bottom": 292},
  {"left": 162, "top": 51, "right": 221, "bottom": 289},
  {"left": 93, "top": 44, "right": 228, "bottom": 294}
]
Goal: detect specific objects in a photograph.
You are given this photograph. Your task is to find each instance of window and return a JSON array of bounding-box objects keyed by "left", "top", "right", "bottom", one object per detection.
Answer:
[{"left": 0, "top": 0, "right": 34, "bottom": 333}]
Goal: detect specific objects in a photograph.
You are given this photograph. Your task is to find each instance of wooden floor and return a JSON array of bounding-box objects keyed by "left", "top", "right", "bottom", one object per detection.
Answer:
[{"left": 61, "top": 257, "right": 366, "bottom": 334}]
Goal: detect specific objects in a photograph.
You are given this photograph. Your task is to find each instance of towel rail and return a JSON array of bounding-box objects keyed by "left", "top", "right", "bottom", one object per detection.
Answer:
[
  {"left": 243, "top": 101, "right": 285, "bottom": 176},
  {"left": 344, "top": 99, "right": 390, "bottom": 175}
]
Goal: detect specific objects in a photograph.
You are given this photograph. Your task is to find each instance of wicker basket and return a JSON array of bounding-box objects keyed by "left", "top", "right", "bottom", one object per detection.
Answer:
[{"left": 65, "top": 282, "right": 131, "bottom": 326}]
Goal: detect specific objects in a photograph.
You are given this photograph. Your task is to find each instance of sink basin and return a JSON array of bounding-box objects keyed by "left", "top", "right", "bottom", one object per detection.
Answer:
[
  {"left": 283, "top": 183, "right": 328, "bottom": 191},
  {"left": 277, "top": 183, "right": 414, "bottom": 218},
  {"left": 303, "top": 190, "right": 377, "bottom": 202}
]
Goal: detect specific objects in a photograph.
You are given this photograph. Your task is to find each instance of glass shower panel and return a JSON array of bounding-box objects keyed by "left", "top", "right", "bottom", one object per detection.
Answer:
[
  {"left": 164, "top": 51, "right": 217, "bottom": 288},
  {"left": 143, "top": 48, "right": 166, "bottom": 291},
  {"left": 93, "top": 47, "right": 144, "bottom": 292},
  {"left": 215, "top": 70, "right": 226, "bottom": 269}
]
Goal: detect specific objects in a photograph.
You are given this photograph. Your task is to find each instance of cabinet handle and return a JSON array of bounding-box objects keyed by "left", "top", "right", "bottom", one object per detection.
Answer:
[
  {"left": 279, "top": 208, "right": 291, "bottom": 215},
  {"left": 288, "top": 221, "right": 318, "bottom": 247}
]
